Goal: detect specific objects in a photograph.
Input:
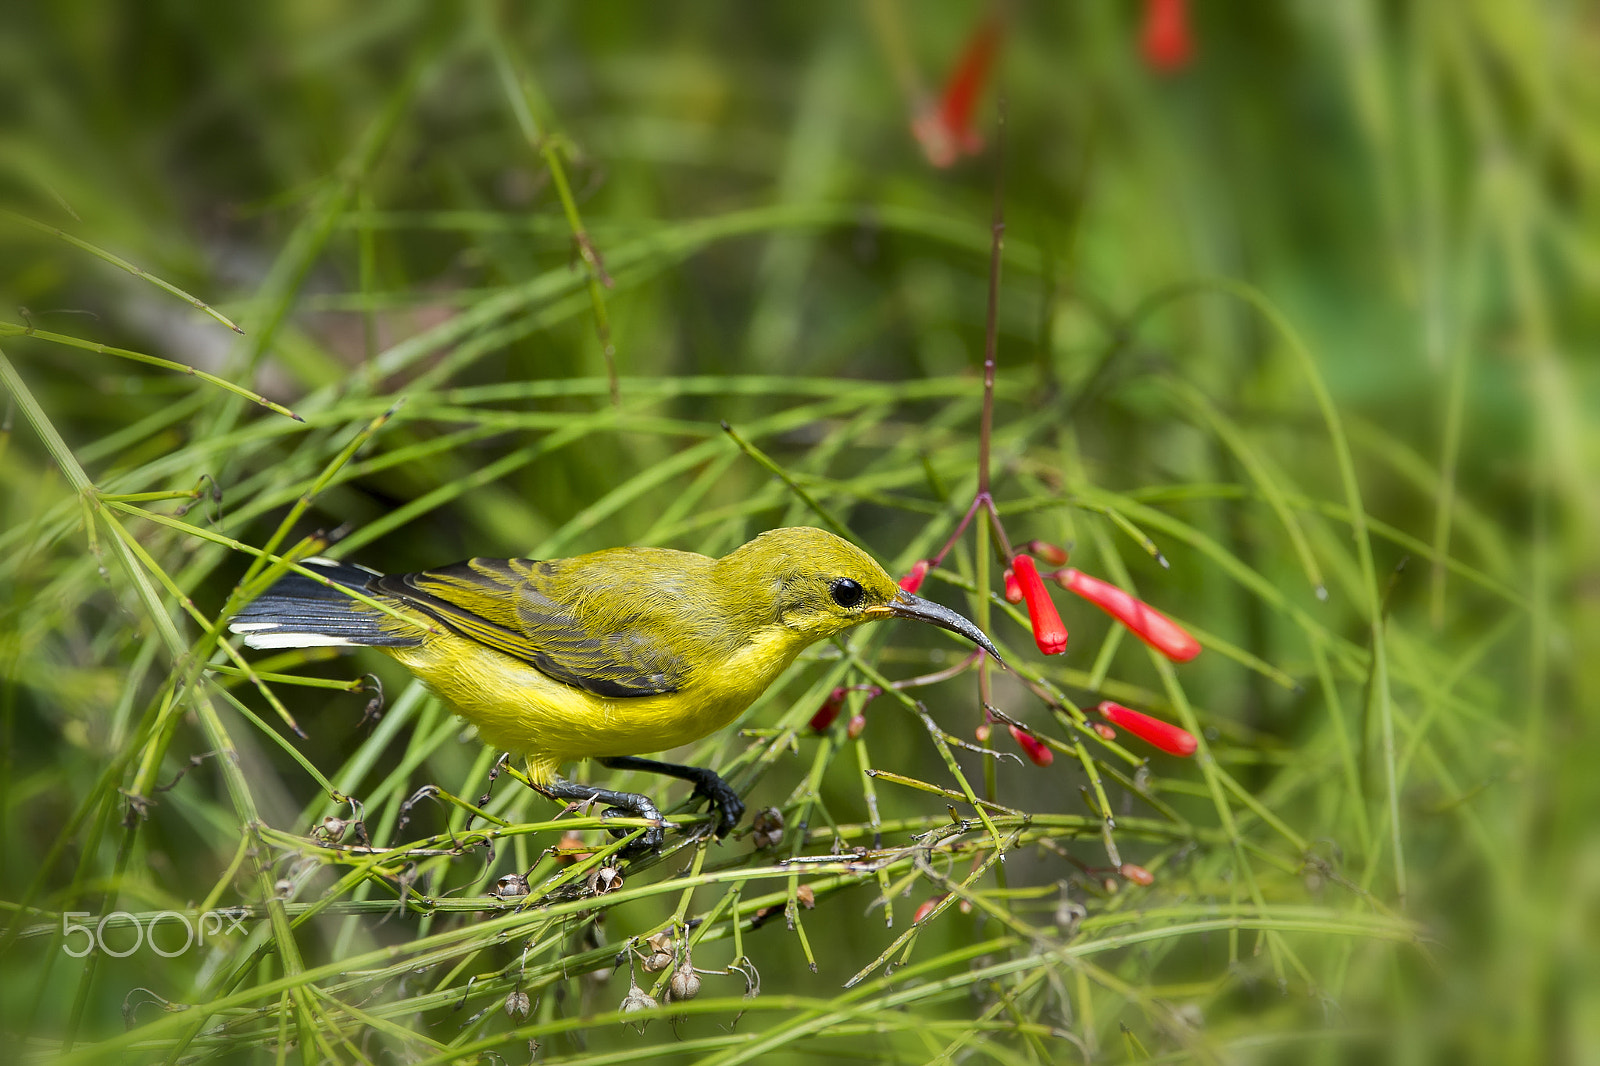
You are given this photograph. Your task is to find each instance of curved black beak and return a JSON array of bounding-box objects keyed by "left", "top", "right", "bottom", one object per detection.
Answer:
[{"left": 868, "top": 591, "right": 1005, "bottom": 667}]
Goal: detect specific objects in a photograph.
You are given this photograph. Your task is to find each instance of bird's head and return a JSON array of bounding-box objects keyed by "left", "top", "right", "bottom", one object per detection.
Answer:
[{"left": 720, "top": 527, "right": 1003, "bottom": 663}]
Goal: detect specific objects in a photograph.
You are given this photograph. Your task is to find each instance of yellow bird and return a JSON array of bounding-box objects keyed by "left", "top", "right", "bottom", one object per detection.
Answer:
[{"left": 231, "top": 526, "right": 1000, "bottom": 847}]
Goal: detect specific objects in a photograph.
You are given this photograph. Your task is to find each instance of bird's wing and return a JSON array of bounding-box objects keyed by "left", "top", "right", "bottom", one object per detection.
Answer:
[{"left": 370, "top": 558, "right": 687, "bottom": 698}]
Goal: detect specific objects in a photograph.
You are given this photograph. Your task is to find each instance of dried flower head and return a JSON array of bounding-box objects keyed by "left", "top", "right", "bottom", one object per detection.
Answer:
[
  {"left": 1055, "top": 892, "right": 1087, "bottom": 937},
  {"left": 587, "top": 864, "right": 624, "bottom": 896},
  {"left": 620, "top": 980, "right": 657, "bottom": 1026},
  {"left": 494, "top": 873, "right": 530, "bottom": 899},
  {"left": 668, "top": 960, "right": 702, "bottom": 1002},
  {"left": 751, "top": 806, "right": 784, "bottom": 849},
  {"left": 642, "top": 930, "right": 675, "bottom": 972},
  {"left": 313, "top": 816, "right": 347, "bottom": 843}
]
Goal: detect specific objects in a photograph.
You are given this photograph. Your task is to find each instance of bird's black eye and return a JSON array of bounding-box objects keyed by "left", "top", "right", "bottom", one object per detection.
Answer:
[{"left": 829, "top": 578, "right": 865, "bottom": 609}]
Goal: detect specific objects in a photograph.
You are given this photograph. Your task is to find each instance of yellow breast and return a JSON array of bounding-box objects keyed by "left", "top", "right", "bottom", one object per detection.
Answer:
[{"left": 387, "top": 624, "right": 808, "bottom": 783}]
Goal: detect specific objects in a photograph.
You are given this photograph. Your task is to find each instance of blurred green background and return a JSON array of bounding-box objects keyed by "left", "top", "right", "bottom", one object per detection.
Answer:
[{"left": 1, "top": 2, "right": 1596, "bottom": 1063}]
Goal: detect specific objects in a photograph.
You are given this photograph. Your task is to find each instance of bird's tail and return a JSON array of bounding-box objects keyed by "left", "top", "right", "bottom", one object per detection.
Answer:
[{"left": 229, "top": 558, "right": 423, "bottom": 650}]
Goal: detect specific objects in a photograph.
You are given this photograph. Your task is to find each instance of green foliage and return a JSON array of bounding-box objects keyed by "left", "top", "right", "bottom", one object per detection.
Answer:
[{"left": 1, "top": 3, "right": 1594, "bottom": 1063}]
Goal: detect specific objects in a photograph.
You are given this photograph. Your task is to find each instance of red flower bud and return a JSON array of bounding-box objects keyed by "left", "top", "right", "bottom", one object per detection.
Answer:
[
  {"left": 1141, "top": 0, "right": 1194, "bottom": 74},
  {"left": 911, "top": 16, "right": 1002, "bottom": 167},
  {"left": 810, "top": 687, "right": 847, "bottom": 733},
  {"left": 1092, "top": 722, "right": 1118, "bottom": 742},
  {"left": 1026, "top": 539, "right": 1069, "bottom": 567},
  {"left": 1012, "top": 555, "right": 1068, "bottom": 654},
  {"left": 1097, "top": 701, "right": 1197, "bottom": 757},
  {"left": 1119, "top": 862, "right": 1155, "bottom": 886},
  {"left": 846, "top": 713, "right": 867, "bottom": 740},
  {"left": 1058, "top": 569, "right": 1199, "bottom": 662},
  {"left": 899, "top": 559, "right": 930, "bottom": 595},
  {"left": 1008, "top": 723, "right": 1054, "bottom": 767},
  {"left": 974, "top": 722, "right": 992, "bottom": 743},
  {"left": 1003, "top": 567, "right": 1023, "bottom": 604},
  {"left": 913, "top": 894, "right": 948, "bottom": 924}
]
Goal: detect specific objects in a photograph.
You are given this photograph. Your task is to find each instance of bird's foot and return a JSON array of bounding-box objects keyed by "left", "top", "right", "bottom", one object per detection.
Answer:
[
  {"left": 688, "top": 772, "right": 745, "bottom": 840},
  {"left": 599, "top": 804, "right": 666, "bottom": 853},
  {"left": 542, "top": 778, "right": 667, "bottom": 854},
  {"left": 597, "top": 756, "right": 745, "bottom": 841}
]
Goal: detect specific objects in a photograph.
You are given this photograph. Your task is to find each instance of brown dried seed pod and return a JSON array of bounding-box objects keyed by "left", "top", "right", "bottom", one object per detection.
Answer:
[
  {"left": 587, "top": 865, "right": 624, "bottom": 895},
  {"left": 1055, "top": 895, "right": 1087, "bottom": 937},
  {"left": 750, "top": 807, "right": 784, "bottom": 849},
  {"left": 642, "top": 929, "right": 674, "bottom": 970},
  {"left": 504, "top": 990, "right": 531, "bottom": 1020},
  {"left": 621, "top": 984, "right": 657, "bottom": 1016},
  {"left": 795, "top": 884, "right": 815, "bottom": 909},
  {"left": 494, "top": 873, "right": 530, "bottom": 899},
  {"left": 668, "top": 962, "right": 701, "bottom": 1002}
]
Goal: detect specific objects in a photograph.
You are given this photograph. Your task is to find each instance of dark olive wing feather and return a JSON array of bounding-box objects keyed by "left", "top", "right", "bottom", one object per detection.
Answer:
[{"left": 369, "top": 558, "right": 685, "bottom": 698}]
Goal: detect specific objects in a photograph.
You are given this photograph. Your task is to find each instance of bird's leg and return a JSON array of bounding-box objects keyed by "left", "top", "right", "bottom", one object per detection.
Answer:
[
  {"left": 536, "top": 777, "right": 667, "bottom": 852},
  {"left": 598, "top": 756, "right": 745, "bottom": 840}
]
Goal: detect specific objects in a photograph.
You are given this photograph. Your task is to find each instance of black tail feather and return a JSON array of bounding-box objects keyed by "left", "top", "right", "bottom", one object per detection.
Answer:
[{"left": 230, "top": 558, "right": 421, "bottom": 650}]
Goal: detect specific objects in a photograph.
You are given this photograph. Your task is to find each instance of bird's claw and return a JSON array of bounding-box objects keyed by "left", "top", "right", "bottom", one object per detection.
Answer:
[
  {"left": 600, "top": 806, "right": 666, "bottom": 852},
  {"left": 693, "top": 779, "right": 745, "bottom": 840}
]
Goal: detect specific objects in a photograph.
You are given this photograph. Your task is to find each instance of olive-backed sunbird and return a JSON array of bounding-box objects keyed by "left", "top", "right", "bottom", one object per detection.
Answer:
[{"left": 231, "top": 526, "right": 1001, "bottom": 847}]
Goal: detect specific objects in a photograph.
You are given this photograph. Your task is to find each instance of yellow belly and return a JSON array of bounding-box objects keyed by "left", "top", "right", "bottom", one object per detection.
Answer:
[{"left": 387, "top": 625, "right": 805, "bottom": 783}]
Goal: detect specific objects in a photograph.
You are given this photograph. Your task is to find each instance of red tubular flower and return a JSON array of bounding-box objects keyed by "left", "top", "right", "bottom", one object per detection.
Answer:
[
  {"left": 1119, "top": 862, "right": 1156, "bottom": 886},
  {"left": 911, "top": 15, "right": 1002, "bottom": 167},
  {"left": 1141, "top": 0, "right": 1194, "bottom": 73},
  {"left": 1003, "top": 567, "right": 1022, "bottom": 604},
  {"left": 1008, "top": 724, "right": 1054, "bottom": 767},
  {"left": 899, "top": 559, "right": 930, "bottom": 594},
  {"left": 1057, "top": 568, "right": 1200, "bottom": 662},
  {"left": 1012, "top": 555, "right": 1068, "bottom": 654},
  {"left": 1026, "top": 539, "right": 1069, "bottom": 567},
  {"left": 913, "top": 894, "right": 948, "bottom": 924},
  {"left": 1098, "top": 700, "right": 1198, "bottom": 757},
  {"left": 810, "top": 687, "right": 847, "bottom": 733}
]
